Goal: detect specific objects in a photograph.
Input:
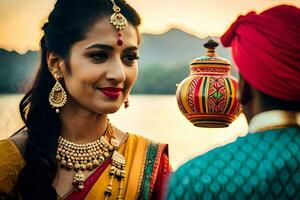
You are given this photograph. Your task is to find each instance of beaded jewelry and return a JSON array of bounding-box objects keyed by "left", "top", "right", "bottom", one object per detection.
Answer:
[
  {"left": 49, "top": 74, "right": 67, "bottom": 113},
  {"left": 104, "top": 151, "right": 126, "bottom": 200},
  {"left": 56, "top": 121, "right": 118, "bottom": 191},
  {"left": 110, "top": 0, "right": 127, "bottom": 46},
  {"left": 110, "top": 0, "right": 128, "bottom": 30}
]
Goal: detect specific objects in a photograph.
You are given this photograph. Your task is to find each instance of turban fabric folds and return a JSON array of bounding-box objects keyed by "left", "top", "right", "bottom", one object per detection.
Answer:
[{"left": 221, "top": 5, "right": 300, "bottom": 101}]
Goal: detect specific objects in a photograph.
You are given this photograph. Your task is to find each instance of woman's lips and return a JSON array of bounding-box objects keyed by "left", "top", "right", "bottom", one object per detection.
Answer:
[{"left": 98, "top": 87, "right": 123, "bottom": 98}]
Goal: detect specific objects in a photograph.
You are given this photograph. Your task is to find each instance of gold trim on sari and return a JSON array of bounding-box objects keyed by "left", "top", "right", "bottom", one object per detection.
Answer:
[{"left": 84, "top": 134, "right": 169, "bottom": 200}]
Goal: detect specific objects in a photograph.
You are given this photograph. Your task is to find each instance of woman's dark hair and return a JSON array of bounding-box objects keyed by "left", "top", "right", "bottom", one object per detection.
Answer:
[{"left": 16, "top": 0, "right": 140, "bottom": 199}]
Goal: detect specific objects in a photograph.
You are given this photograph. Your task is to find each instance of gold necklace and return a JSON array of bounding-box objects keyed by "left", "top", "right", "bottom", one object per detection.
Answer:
[{"left": 56, "top": 121, "right": 117, "bottom": 191}]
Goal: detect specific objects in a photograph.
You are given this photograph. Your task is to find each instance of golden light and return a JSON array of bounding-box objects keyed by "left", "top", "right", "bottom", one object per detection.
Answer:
[{"left": 0, "top": 0, "right": 299, "bottom": 53}]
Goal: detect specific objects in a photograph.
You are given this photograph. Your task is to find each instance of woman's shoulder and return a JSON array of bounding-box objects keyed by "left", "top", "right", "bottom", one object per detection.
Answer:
[
  {"left": 125, "top": 133, "right": 171, "bottom": 199},
  {"left": 8, "top": 129, "right": 28, "bottom": 157},
  {"left": 0, "top": 130, "right": 26, "bottom": 194},
  {"left": 126, "top": 133, "right": 169, "bottom": 156},
  {"left": 0, "top": 138, "right": 25, "bottom": 165},
  {"left": 127, "top": 133, "right": 168, "bottom": 146}
]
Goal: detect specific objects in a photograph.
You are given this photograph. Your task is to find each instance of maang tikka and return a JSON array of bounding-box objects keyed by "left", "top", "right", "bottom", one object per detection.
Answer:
[
  {"left": 49, "top": 74, "right": 67, "bottom": 113},
  {"left": 110, "top": 0, "right": 128, "bottom": 46}
]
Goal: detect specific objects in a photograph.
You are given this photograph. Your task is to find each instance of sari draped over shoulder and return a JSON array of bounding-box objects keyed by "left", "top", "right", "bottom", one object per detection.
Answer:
[
  {"left": 0, "top": 140, "right": 25, "bottom": 195},
  {"left": 64, "top": 133, "right": 171, "bottom": 200},
  {"left": 0, "top": 134, "right": 171, "bottom": 200}
]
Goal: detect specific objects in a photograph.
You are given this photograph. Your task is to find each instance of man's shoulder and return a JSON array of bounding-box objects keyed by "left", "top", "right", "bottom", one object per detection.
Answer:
[
  {"left": 175, "top": 134, "right": 250, "bottom": 172},
  {"left": 168, "top": 134, "right": 261, "bottom": 198},
  {"left": 168, "top": 128, "right": 300, "bottom": 199}
]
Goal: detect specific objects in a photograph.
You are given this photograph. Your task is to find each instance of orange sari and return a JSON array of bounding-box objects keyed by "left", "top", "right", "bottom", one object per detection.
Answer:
[
  {"left": 64, "top": 134, "right": 171, "bottom": 200},
  {"left": 0, "top": 134, "right": 171, "bottom": 200}
]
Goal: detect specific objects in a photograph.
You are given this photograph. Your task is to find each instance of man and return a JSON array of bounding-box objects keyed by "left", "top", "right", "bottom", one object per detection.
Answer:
[{"left": 167, "top": 5, "right": 300, "bottom": 199}]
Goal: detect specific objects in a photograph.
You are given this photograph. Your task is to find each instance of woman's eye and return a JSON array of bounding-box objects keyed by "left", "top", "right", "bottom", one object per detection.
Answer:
[
  {"left": 122, "top": 54, "right": 139, "bottom": 64},
  {"left": 89, "top": 52, "right": 108, "bottom": 62}
]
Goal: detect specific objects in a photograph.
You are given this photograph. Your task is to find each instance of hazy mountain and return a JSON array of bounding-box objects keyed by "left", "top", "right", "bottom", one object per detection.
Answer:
[
  {"left": 0, "top": 28, "right": 236, "bottom": 94},
  {"left": 0, "top": 49, "right": 39, "bottom": 93},
  {"left": 139, "top": 28, "right": 234, "bottom": 70}
]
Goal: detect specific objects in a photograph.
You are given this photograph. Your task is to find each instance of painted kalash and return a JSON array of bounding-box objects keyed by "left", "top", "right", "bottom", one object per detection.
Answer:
[{"left": 176, "top": 39, "right": 242, "bottom": 128}]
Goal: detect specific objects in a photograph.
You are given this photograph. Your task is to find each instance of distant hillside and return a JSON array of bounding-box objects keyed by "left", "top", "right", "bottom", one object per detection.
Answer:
[
  {"left": 0, "top": 49, "right": 39, "bottom": 93},
  {"left": 0, "top": 28, "right": 236, "bottom": 94},
  {"left": 139, "top": 28, "right": 234, "bottom": 70}
]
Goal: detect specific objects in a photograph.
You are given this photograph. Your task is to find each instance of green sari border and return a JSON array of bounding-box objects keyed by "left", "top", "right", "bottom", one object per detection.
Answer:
[{"left": 137, "top": 142, "right": 159, "bottom": 200}]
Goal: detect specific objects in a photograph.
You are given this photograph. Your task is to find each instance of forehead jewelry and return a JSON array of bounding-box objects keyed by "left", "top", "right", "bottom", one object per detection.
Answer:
[{"left": 110, "top": 0, "right": 128, "bottom": 46}]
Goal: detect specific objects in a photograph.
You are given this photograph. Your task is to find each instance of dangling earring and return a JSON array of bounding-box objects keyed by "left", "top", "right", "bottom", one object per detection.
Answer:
[
  {"left": 49, "top": 74, "right": 67, "bottom": 113},
  {"left": 124, "top": 97, "right": 129, "bottom": 109}
]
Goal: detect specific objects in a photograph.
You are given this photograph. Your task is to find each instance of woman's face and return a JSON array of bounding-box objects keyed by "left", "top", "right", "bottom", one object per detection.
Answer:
[{"left": 61, "top": 16, "right": 139, "bottom": 114}]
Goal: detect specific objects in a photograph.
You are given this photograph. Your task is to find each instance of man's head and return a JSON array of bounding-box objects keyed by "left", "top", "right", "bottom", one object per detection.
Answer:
[{"left": 221, "top": 5, "right": 300, "bottom": 121}]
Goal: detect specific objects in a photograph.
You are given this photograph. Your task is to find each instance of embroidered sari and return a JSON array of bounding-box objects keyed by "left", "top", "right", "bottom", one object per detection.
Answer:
[{"left": 0, "top": 134, "right": 171, "bottom": 200}]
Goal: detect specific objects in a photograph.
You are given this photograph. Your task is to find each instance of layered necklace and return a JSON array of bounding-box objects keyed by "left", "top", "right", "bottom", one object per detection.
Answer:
[{"left": 56, "top": 121, "right": 125, "bottom": 197}]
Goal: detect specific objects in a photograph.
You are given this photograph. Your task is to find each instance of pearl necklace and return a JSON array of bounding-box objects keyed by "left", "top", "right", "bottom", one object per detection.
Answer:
[{"left": 56, "top": 121, "right": 117, "bottom": 191}]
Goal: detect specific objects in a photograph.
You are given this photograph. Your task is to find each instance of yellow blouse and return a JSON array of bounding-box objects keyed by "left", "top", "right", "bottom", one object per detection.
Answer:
[{"left": 0, "top": 139, "right": 25, "bottom": 194}]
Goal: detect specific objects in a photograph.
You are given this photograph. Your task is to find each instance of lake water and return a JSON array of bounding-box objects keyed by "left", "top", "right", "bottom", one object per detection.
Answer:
[{"left": 0, "top": 94, "right": 248, "bottom": 169}]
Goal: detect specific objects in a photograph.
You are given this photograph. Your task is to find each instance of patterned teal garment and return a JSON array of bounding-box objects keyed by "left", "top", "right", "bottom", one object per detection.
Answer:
[{"left": 166, "top": 127, "right": 300, "bottom": 200}]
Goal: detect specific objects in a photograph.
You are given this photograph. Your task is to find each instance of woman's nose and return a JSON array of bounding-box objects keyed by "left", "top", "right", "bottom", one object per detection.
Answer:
[{"left": 106, "top": 58, "right": 126, "bottom": 83}]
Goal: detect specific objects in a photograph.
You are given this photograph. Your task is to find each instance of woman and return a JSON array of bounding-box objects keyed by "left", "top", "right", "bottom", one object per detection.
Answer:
[{"left": 0, "top": 0, "right": 171, "bottom": 199}]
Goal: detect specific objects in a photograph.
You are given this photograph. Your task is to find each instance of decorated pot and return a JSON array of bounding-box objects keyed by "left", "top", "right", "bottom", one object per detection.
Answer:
[{"left": 176, "top": 39, "right": 242, "bottom": 128}]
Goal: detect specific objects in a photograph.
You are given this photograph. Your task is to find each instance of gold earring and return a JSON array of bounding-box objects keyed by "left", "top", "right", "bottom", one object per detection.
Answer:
[
  {"left": 49, "top": 74, "right": 67, "bottom": 113},
  {"left": 124, "top": 97, "right": 129, "bottom": 109}
]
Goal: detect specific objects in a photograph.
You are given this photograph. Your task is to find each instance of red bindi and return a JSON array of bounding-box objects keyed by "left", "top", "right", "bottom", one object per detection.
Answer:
[
  {"left": 117, "top": 39, "right": 123, "bottom": 46},
  {"left": 117, "top": 31, "right": 123, "bottom": 46}
]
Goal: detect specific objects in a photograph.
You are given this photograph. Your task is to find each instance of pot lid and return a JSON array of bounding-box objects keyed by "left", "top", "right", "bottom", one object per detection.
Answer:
[{"left": 190, "top": 39, "right": 231, "bottom": 66}]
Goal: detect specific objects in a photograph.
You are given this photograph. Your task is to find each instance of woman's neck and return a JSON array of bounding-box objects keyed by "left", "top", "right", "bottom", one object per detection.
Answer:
[{"left": 59, "top": 103, "right": 108, "bottom": 144}]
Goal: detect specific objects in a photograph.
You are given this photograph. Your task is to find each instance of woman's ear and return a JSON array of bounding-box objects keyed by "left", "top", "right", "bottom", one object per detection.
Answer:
[
  {"left": 238, "top": 75, "right": 253, "bottom": 105},
  {"left": 47, "top": 52, "right": 64, "bottom": 78}
]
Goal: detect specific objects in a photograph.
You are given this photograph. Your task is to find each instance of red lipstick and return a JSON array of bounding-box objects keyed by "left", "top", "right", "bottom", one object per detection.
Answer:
[{"left": 98, "top": 87, "right": 123, "bottom": 98}]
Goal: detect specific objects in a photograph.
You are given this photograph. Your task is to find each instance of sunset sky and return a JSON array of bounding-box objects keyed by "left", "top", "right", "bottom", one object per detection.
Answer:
[{"left": 0, "top": 0, "right": 299, "bottom": 53}]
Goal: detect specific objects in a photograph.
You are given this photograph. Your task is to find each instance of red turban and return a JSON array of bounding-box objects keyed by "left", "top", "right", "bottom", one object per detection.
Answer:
[{"left": 221, "top": 5, "right": 300, "bottom": 101}]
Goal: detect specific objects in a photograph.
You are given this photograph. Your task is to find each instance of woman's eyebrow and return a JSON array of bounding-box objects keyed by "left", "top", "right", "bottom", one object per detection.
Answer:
[
  {"left": 123, "top": 46, "right": 138, "bottom": 52},
  {"left": 85, "top": 44, "right": 114, "bottom": 51},
  {"left": 85, "top": 44, "right": 138, "bottom": 52}
]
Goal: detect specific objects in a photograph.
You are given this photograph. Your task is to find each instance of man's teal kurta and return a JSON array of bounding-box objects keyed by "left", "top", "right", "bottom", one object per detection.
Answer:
[{"left": 167, "top": 126, "right": 300, "bottom": 199}]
